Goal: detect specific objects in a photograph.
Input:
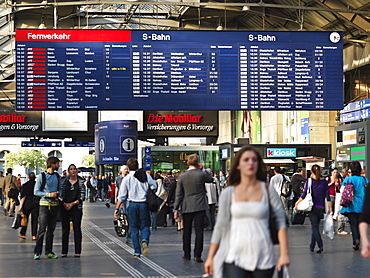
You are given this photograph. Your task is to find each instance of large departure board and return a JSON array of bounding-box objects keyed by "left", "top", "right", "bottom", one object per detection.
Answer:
[{"left": 16, "top": 30, "right": 343, "bottom": 110}]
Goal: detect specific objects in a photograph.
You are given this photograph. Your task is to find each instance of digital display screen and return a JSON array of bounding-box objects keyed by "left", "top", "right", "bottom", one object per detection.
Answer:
[{"left": 16, "top": 30, "right": 343, "bottom": 111}]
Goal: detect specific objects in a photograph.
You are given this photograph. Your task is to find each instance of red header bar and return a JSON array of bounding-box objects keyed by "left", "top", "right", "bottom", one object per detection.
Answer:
[{"left": 16, "top": 29, "right": 131, "bottom": 42}]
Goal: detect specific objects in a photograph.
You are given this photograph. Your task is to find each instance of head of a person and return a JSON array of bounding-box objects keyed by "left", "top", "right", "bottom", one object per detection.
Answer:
[
  {"left": 166, "top": 170, "right": 172, "bottom": 176},
  {"left": 341, "top": 168, "right": 349, "bottom": 177},
  {"left": 311, "top": 164, "right": 321, "bottom": 179},
  {"left": 274, "top": 166, "right": 281, "bottom": 175},
  {"left": 127, "top": 158, "right": 139, "bottom": 171},
  {"left": 228, "top": 146, "right": 266, "bottom": 186},
  {"left": 296, "top": 168, "right": 303, "bottom": 175},
  {"left": 187, "top": 154, "right": 199, "bottom": 168},
  {"left": 331, "top": 167, "right": 339, "bottom": 176},
  {"left": 6, "top": 168, "right": 12, "bottom": 174},
  {"left": 46, "top": 156, "right": 60, "bottom": 170},
  {"left": 120, "top": 165, "right": 129, "bottom": 176},
  {"left": 17, "top": 174, "right": 21, "bottom": 178},
  {"left": 28, "top": 172, "right": 36, "bottom": 181},
  {"left": 281, "top": 168, "right": 286, "bottom": 175},
  {"left": 0, "top": 171, "right": 3, "bottom": 177},
  {"left": 220, "top": 171, "right": 225, "bottom": 177},
  {"left": 349, "top": 161, "right": 362, "bottom": 176},
  {"left": 67, "top": 164, "right": 78, "bottom": 176}
]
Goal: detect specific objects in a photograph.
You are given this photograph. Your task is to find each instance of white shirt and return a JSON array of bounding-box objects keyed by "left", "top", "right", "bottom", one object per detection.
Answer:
[
  {"left": 225, "top": 187, "right": 275, "bottom": 271},
  {"left": 118, "top": 171, "right": 157, "bottom": 202}
]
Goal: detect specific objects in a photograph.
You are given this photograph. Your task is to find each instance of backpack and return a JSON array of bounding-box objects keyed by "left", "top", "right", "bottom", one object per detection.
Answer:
[
  {"left": 340, "top": 180, "right": 354, "bottom": 207},
  {"left": 280, "top": 175, "right": 292, "bottom": 198}
]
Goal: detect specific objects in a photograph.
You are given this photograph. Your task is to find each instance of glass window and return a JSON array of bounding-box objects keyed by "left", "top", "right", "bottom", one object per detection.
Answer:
[
  {"left": 337, "top": 131, "right": 343, "bottom": 146},
  {"left": 358, "top": 127, "right": 365, "bottom": 144}
]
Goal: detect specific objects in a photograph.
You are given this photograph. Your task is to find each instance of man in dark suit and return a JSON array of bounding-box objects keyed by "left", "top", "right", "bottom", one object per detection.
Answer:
[{"left": 173, "top": 154, "right": 213, "bottom": 263}]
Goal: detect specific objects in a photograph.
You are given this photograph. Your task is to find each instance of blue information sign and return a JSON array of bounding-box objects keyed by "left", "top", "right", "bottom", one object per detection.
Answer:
[
  {"left": 144, "top": 147, "right": 151, "bottom": 171},
  {"left": 64, "top": 141, "right": 95, "bottom": 147},
  {"left": 95, "top": 120, "right": 137, "bottom": 165},
  {"left": 21, "top": 141, "right": 62, "bottom": 147},
  {"left": 16, "top": 30, "right": 343, "bottom": 111}
]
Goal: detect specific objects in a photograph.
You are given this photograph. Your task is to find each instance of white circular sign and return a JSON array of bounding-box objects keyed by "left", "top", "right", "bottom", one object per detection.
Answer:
[
  {"left": 329, "top": 32, "right": 340, "bottom": 43},
  {"left": 122, "top": 138, "right": 135, "bottom": 152},
  {"left": 99, "top": 138, "right": 105, "bottom": 153}
]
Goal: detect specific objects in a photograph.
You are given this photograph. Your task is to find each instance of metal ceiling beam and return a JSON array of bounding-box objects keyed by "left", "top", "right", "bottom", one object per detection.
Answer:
[
  {"left": 7, "top": 1, "right": 370, "bottom": 16},
  {"left": 315, "top": 0, "right": 370, "bottom": 33},
  {"left": 79, "top": 16, "right": 180, "bottom": 27}
]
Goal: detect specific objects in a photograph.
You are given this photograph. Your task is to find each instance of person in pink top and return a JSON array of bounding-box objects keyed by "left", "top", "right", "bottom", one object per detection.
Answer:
[{"left": 326, "top": 167, "right": 342, "bottom": 212}]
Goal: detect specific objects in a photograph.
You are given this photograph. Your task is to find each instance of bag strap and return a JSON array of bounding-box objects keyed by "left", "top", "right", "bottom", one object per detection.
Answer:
[{"left": 307, "top": 178, "right": 312, "bottom": 194}]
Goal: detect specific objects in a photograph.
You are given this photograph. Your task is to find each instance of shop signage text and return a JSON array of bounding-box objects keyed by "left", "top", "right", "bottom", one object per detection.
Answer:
[
  {"left": 267, "top": 148, "right": 296, "bottom": 157},
  {"left": 147, "top": 113, "right": 202, "bottom": 123}
]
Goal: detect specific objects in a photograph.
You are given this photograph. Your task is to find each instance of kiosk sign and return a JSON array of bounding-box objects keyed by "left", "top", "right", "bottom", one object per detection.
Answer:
[{"left": 267, "top": 148, "right": 296, "bottom": 157}]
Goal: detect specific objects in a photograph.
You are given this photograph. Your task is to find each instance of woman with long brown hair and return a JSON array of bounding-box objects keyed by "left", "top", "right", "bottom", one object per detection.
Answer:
[
  {"left": 59, "top": 164, "right": 86, "bottom": 257},
  {"left": 295, "top": 164, "right": 331, "bottom": 253},
  {"left": 204, "top": 146, "right": 289, "bottom": 278}
]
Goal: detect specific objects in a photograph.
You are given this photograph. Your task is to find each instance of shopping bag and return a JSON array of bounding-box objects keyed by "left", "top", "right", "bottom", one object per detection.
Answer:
[
  {"left": 323, "top": 214, "right": 334, "bottom": 239},
  {"left": 11, "top": 213, "right": 22, "bottom": 229},
  {"left": 277, "top": 265, "right": 290, "bottom": 278},
  {"left": 114, "top": 213, "right": 129, "bottom": 237},
  {"left": 20, "top": 214, "right": 28, "bottom": 227}
]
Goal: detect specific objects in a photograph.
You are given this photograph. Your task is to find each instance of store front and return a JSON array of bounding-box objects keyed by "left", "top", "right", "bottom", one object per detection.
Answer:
[
  {"left": 219, "top": 144, "right": 332, "bottom": 178},
  {"left": 335, "top": 121, "right": 369, "bottom": 174},
  {"left": 142, "top": 146, "right": 219, "bottom": 174}
]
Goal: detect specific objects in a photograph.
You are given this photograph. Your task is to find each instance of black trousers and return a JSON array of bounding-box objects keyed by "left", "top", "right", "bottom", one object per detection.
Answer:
[
  {"left": 20, "top": 198, "right": 39, "bottom": 237},
  {"left": 60, "top": 205, "right": 83, "bottom": 255},
  {"left": 182, "top": 210, "right": 205, "bottom": 258},
  {"left": 223, "top": 263, "right": 275, "bottom": 278}
]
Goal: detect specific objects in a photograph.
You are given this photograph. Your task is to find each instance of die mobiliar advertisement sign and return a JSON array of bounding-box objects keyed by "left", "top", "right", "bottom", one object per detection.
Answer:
[{"left": 141, "top": 111, "right": 218, "bottom": 137}]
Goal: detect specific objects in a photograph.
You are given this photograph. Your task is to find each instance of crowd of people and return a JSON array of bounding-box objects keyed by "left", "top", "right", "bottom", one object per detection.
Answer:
[{"left": 2, "top": 149, "right": 370, "bottom": 277}]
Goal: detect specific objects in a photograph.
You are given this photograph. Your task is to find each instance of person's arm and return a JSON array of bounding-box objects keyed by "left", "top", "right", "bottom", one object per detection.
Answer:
[
  {"left": 359, "top": 182, "right": 370, "bottom": 257},
  {"left": 360, "top": 222, "right": 370, "bottom": 258},
  {"left": 204, "top": 243, "right": 219, "bottom": 276},
  {"left": 147, "top": 174, "right": 157, "bottom": 191},
  {"left": 276, "top": 227, "right": 290, "bottom": 270},
  {"left": 34, "top": 174, "right": 46, "bottom": 198}
]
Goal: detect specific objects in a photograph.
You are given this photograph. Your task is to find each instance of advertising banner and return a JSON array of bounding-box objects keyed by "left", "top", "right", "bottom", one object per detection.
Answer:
[{"left": 141, "top": 111, "right": 217, "bottom": 137}]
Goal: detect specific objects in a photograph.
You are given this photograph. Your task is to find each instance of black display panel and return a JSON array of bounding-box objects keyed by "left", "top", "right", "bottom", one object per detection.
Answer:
[{"left": 16, "top": 30, "right": 343, "bottom": 110}]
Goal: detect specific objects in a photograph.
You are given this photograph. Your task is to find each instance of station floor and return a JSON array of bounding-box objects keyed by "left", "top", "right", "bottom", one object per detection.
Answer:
[{"left": 1, "top": 201, "right": 370, "bottom": 278}]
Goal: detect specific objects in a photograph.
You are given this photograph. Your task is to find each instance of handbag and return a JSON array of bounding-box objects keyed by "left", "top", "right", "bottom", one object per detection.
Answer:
[
  {"left": 266, "top": 183, "right": 279, "bottom": 245},
  {"left": 297, "top": 178, "right": 313, "bottom": 212},
  {"left": 146, "top": 185, "right": 160, "bottom": 212},
  {"left": 11, "top": 213, "right": 22, "bottom": 229},
  {"left": 8, "top": 187, "right": 19, "bottom": 199},
  {"left": 340, "top": 179, "right": 354, "bottom": 207},
  {"left": 21, "top": 214, "right": 28, "bottom": 227},
  {"left": 291, "top": 209, "right": 306, "bottom": 225},
  {"left": 114, "top": 213, "right": 129, "bottom": 237}
]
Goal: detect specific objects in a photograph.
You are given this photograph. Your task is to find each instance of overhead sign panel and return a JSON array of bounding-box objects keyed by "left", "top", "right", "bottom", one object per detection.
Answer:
[{"left": 16, "top": 30, "right": 343, "bottom": 111}]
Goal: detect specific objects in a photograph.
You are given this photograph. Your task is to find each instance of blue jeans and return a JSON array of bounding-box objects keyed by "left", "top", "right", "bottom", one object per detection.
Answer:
[
  {"left": 151, "top": 212, "right": 157, "bottom": 230},
  {"left": 308, "top": 207, "right": 325, "bottom": 250},
  {"left": 34, "top": 206, "right": 58, "bottom": 255},
  {"left": 95, "top": 189, "right": 104, "bottom": 200},
  {"left": 127, "top": 202, "right": 151, "bottom": 255},
  {"left": 344, "top": 212, "right": 360, "bottom": 245},
  {"left": 0, "top": 188, "right": 4, "bottom": 204}
]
